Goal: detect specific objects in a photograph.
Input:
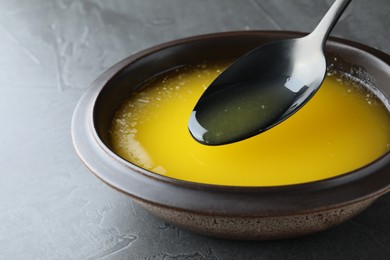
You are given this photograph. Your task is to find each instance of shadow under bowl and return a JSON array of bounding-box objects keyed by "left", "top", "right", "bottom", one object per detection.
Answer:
[{"left": 72, "top": 31, "right": 390, "bottom": 240}]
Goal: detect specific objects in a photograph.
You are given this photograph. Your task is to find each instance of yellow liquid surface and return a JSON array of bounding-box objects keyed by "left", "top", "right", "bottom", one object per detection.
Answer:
[{"left": 110, "top": 62, "right": 390, "bottom": 186}]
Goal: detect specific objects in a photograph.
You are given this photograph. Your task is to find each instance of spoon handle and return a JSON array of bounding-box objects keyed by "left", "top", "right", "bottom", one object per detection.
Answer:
[{"left": 310, "top": 0, "right": 352, "bottom": 46}]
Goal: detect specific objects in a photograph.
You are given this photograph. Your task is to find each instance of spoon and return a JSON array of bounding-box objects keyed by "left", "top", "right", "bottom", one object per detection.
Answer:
[{"left": 188, "top": 0, "right": 351, "bottom": 145}]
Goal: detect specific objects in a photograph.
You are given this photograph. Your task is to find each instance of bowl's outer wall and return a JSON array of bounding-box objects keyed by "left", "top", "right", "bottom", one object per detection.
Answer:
[
  {"left": 73, "top": 31, "right": 390, "bottom": 218},
  {"left": 136, "top": 195, "right": 378, "bottom": 240}
]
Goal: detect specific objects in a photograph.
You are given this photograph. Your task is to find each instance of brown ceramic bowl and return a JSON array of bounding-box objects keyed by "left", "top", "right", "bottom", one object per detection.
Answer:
[{"left": 72, "top": 31, "right": 390, "bottom": 240}]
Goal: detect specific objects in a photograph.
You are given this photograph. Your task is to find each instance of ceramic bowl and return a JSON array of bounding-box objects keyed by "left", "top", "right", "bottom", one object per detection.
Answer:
[{"left": 72, "top": 31, "right": 390, "bottom": 240}]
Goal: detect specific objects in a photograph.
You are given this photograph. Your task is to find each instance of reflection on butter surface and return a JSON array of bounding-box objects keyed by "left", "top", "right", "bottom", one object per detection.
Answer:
[{"left": 110, "top": 62, "right": 390, "bottom": 186}]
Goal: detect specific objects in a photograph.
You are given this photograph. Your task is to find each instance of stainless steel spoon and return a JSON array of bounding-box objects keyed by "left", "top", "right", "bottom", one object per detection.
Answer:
[{"left": 188, "top": 0, "right": 351, "bottom": 145}]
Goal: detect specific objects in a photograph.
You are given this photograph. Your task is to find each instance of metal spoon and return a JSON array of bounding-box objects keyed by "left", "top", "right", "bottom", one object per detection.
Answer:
[{"left": 188, "top": 0, "right": 351, "bottom": 145}]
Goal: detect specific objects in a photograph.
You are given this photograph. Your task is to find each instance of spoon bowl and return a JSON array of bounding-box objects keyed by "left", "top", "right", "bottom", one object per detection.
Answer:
[
  {"left": 189, "top": 0, "right": 351, "bottom": 145},
  {"left": 189, "top": 36, "right": 326, "bottom": 144}
]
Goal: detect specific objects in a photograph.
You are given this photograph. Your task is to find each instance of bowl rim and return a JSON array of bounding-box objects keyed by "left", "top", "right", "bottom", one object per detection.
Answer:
[{"left": 72, "top": 30, "right": 390, "bottom": 216}]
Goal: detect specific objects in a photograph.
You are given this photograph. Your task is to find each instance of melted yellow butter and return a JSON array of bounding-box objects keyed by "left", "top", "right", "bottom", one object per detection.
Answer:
[{"left": 110, "top": 62, "right": 390, "bottom": 186}]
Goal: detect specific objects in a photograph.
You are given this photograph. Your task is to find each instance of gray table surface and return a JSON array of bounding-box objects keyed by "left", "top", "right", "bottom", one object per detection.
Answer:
[{"left": 1, "top": 0, "right": 390, "bottom": 259}]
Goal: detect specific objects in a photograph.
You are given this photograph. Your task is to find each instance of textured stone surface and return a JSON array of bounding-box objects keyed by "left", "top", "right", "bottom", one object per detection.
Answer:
[{"left": 1, "top": 0, "right": 390, "bottom": 259}]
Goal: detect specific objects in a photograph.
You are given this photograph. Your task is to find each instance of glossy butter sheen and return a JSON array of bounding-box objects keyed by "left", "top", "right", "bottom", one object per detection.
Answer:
[{"left": 110, "top": 62, "right": 390, "bottom": 186}]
